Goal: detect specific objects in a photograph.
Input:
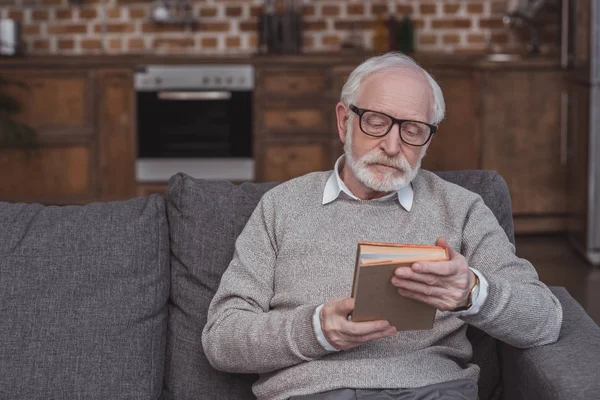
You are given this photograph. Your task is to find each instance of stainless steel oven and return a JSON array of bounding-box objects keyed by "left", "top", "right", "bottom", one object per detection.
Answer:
[{"left": 135, "top": 64, "right": 254, "bottom": 182}]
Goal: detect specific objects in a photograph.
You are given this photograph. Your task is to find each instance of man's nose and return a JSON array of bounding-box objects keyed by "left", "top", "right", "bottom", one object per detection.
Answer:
[{"left": 380, "top": 123, "right": 402, "bottom": 156}]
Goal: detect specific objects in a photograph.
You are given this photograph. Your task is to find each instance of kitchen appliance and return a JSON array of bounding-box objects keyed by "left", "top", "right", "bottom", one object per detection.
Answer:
[
  {"left": 0, "top": 18, "right": 20, "bottom": 56},
  {"left": 135, "top": 65, "right": 254, "bottom": 182},
  {"left": 562, "top": 0, "right": 600, "bottom": 264}
]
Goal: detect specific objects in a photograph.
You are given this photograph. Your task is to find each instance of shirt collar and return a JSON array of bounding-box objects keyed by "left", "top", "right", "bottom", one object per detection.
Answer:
[{"left": 322, "top": 156, "right": 413, "bottom": 211}]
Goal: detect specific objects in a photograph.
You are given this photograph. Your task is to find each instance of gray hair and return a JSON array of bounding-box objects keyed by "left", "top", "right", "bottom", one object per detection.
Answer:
[{"left": 340, "top": 52, "right": 445, "bottom": 125}]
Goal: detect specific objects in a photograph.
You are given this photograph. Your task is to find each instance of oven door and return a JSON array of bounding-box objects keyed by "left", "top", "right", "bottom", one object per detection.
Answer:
[{"left": 137, "top": 89, "right": 252, "bottom": 158}]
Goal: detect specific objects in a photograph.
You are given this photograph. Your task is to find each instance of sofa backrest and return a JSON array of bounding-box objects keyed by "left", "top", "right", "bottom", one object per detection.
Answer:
[
  {"left": 163, "top": 170, "right": 514, "bottom": 400},
  {"left": 0, "top": 195, "right": 170, "bottom": 400}
]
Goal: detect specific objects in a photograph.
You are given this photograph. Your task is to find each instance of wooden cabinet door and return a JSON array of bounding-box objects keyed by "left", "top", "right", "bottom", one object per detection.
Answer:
[
  {"left": 3, "top": 71, "right": 92, "bottom": 139},
  {"left": 481, "top": 70, "right": 567, "bottom": 216},
  {"left": 96, "top": 69, "right": 136, "bottom": 201},
  {"left": 0, "top": 146, "right": 95, "bottom": 204},
  {"left": 260, "top": 143, "right": 327, "bottom": 182},
  {"left": 422, "top": 69, "right": 481, "bottom": 171}
]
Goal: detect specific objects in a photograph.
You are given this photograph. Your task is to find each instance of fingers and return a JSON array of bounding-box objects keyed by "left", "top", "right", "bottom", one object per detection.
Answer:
[
  {"left": 436, "top": 237, "right": 459, "bottom": 258},
  {"left": 321, "top": 298, "right": 397, "bottom": 351}
]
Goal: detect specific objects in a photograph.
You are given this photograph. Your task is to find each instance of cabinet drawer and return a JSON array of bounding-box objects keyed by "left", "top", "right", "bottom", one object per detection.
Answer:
[
  {"left": 263, "top": 109, "right": 328, "bottom": 133},
  {"left": 261, "top": 143, "right": 327, "bottom": 182},
  {"left": 262, "top": 70, "right": 329, "bottom": 97}
]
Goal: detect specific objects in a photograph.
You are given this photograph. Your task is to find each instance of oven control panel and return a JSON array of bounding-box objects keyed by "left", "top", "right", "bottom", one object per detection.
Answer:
[{"left": 134, "top": 65, "right": 255, "bottom": 91}]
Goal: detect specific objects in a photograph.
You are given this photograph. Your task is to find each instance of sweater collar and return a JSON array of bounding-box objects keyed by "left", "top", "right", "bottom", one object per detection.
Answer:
[{"left": 322, "top": 156, "right": 413, "bottom": 211}]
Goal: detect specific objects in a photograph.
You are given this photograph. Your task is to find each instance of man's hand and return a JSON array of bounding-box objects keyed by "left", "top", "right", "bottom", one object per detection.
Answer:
[
  {"left": 391, "top": 237, "right": 475, "bottom": 311},
  {"left": 320, "top": 297, "right": 397, "bottom": 351}
]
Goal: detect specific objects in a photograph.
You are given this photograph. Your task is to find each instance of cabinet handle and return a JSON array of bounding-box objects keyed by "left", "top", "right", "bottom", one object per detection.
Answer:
[
  {"left": 561, "top": 0, "right": 570, "bottom": 69},
  {"left": 560, "top": 90, "right": 568, "bottom": 165}
]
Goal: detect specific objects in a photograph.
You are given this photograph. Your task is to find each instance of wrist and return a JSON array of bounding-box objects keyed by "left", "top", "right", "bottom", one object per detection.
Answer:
[{"left": 454, "top": 271, "right": 479, "bottom": 311}]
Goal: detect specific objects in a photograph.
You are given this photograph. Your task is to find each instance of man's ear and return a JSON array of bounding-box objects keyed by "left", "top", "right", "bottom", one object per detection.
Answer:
[{"left": 335, "top": 102, "right": 349, "bottom": 144}]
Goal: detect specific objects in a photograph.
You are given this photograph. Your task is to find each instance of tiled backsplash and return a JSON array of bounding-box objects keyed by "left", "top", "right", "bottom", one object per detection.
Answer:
[{"left": 0, "top": 0, "right": 559, "bottom": 55}]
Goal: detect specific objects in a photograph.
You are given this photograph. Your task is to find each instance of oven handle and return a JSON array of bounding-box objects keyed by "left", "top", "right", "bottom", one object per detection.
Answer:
[{"left": 157, "top": 91, "right": 232, "bottom": 101}]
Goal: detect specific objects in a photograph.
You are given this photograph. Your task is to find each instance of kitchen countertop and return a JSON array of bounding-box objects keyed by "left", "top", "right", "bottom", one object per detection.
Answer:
[{"left": 0, "top": 52, "right": 562, "bottom": 70}]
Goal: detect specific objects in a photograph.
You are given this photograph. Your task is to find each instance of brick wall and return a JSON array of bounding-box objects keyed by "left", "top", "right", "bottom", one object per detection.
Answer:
[{"left": 0, "top": 0, "right": 558, "bottom": 55}]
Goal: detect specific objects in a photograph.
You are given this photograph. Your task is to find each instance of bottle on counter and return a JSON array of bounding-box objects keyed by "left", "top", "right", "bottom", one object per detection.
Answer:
[
  {"left": 372, "top": 12, "right": 390, "bottom": 54},
  {"left": 396, "top": 16, "right": 415, "bottom": 53}
]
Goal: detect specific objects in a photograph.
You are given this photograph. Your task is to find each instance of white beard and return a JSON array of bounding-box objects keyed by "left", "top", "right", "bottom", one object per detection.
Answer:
[{"left": 343, "top": 120, "right": 424, "bottom": 192}]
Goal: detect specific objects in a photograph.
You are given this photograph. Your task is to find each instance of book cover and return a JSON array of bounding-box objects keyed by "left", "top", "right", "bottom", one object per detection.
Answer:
[{"left": 351, "top": 241, "right": 449, "bottom": 331}]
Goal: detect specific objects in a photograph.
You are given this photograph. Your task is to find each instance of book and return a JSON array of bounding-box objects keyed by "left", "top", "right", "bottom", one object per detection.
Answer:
[{"left": 350, "top": 241, "right": 449, "bottom": 331}]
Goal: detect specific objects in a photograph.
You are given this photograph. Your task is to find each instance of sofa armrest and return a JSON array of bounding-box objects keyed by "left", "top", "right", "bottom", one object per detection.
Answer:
[{"left": 500, "top": 286, "right": 600, "bottom": 400}]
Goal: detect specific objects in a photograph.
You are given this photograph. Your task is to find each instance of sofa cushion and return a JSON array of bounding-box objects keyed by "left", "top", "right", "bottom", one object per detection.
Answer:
[
  {"left": 164, "top": 173, "right": 276, "bottom": 399},
  {"left": 164, "top": 170, "right": 513, "bottom": 400},
  {"left": 0, "top": 195, "right": 170, "bottom": 400}
]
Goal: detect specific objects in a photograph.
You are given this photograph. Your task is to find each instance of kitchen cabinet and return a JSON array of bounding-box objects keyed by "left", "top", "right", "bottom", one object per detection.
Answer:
[
  {"left": 0, "top": 67, "right": 135, "bottom": 205},
  {"left": 254, "top": 58, "right": 566, "bottom": 233},
  {"left": 481, "top": 69, "right": 567, "bottom": 232}
]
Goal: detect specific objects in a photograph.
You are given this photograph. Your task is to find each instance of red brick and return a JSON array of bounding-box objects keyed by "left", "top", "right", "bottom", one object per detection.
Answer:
[
  {"left": 467, "top": 4, "right": 484, "bottom": 14},
  {"left": 141, "top": 23, "right": 186, "bottom": 33},
  {"left": 322, "top": 35, "right": 340, "bottom": 46},
  {"left": 128, "top": 37, "right": 145, "bottom": 50},
  {"left": 250, "top": 6, "right": 262, "bottom": 17},
  {"left": 420, "top": 4, "right": 437, "bottom": 15},
  {"left": 81, "top": 39, "right": 103, "bottom": 50},
  {"left": 240, "top": 21, "right": 257, "bottom": 32},
  {"left": 371, "top": 4, "right": 388, "bottom": 15},
  {"left": 201, "top": 37, "right": 218, "bottom": 48},
  {"left": 58, "top": 38, "right": 74, "bottom": 49},
  {"left": 225, "top": 6, "right": 243, "bottom": 17},
  {"left": 108, "top": 38, "right": 122, "bottom": 50},
  {"left": 334, "top": 20, "right": 373, "bottom": 30},
  {"left": 443, "top": 4, "right": 461, "bottom": 14},
  {"left": 31, "top": 10, "right": 49, "bottom": 21},
  {"left": 347, "top": 4, "right": 364, "bottom": 16},
  {"left": 22, "top": 25, "right": 41, "bottom": 35},
  {"left": 106, "top": 8, "right": 121, "bottom": 19},
  {"left": 199, "top": 22, "right": 229, "bottom": 32},
  {"left": 128, "top": 7, "right": 146, "bottom": 18},
  {"left": 419, "top": 34, "right": 437, "bottom": 45},
  {"left": 396, "top": 5, "right": 413, "bottom": 15},
  {"left": 443, "top": 34, "right": 460, "bottom": 44},
  {"left": 304, "top": 21, "right": 327, "bottom": 31},
  {"left": 79, "top": 8, "right": 97, "bottom": 19},
  {"left": 225, "top": 36, "right": 241, "bottom": 48},
  {"left": 303, "top": 35, "right": 314, "bottom": 48},
  {"left": 32, "top": 39, "right": 50, "bottom": 50},
  {"left": 47, "top": 24, "right": 87, "bottom": 34},
  {"left": 154, "top": 38, "right": 194, "bottom": 48},
  {"left": 302, "top": 5, "right": 315, "bottom": 17},
  {"left": 55, "top": 8, "right": 74, "bottom": 20},
  {"left": 8, "top": 11, "right": 24, "bottom": 22},
  {"left": 322, "top": 5, "right": 340, "bottom": 17},
  {"left": 93, "top": 23, "right": 135, "bottom": 33},
  {"left": 479, "top": 18, "right": 505, "bottom": 29},
  {"left": 467, "top": 34, "right": 486, "bottom": 44},
  {"left": 200, "top": 7, "right": 218, "bottom": 17},
  {"left": 248, "top": 33, "right": 258, "bottom": 49},
  {"left": 431, "top": 19, "right": 472, "bottom": 29}
]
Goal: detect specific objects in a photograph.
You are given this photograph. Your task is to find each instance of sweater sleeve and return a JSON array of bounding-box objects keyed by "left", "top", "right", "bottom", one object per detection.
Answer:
[
  {"left": 459, "top": 196, "right": 563, "bottom": 348},
  {"left": 201, "top": 193, "right": 331, "bottom": 374}
]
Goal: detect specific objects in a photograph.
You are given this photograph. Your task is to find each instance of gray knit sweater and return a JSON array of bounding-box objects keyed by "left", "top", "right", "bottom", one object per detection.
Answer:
[{"left": 202, "top": 170, "right": 563, "bottom": 400}]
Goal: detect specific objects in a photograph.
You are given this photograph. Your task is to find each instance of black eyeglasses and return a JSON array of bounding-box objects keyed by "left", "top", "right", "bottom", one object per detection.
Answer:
[{"left": 349, "top": 104, "right": 437, "bottom": 147}]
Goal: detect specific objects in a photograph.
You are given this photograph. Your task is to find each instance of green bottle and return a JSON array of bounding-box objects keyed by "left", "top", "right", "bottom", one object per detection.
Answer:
[{"left": 396, "top": 16, "right": 414, "bottom": 53}]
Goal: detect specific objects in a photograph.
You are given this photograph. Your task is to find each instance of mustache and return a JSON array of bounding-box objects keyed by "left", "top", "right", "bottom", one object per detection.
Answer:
[{"left": 359, "top": 151, "right": 411, "bottom": 170}]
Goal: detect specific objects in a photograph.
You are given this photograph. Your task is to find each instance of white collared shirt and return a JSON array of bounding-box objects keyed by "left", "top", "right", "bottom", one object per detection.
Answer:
[{"left": 313, "top": 156, "right": 489, "bottom": 352}]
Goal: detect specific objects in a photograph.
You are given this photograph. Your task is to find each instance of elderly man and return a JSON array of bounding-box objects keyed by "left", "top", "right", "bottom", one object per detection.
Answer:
[{"left": 202, "top": 52, "right": 562, "bottom": 400}]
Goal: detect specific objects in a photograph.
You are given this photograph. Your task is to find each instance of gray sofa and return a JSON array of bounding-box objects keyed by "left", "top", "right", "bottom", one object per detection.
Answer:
[{"left": 1, "top": 171, "right": 599, "bottom": 400}]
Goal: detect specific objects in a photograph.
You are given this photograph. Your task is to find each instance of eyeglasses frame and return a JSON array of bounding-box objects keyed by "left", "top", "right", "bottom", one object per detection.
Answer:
[{"left": 348, "top": 104, "right": 438, "bottom": 147}]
